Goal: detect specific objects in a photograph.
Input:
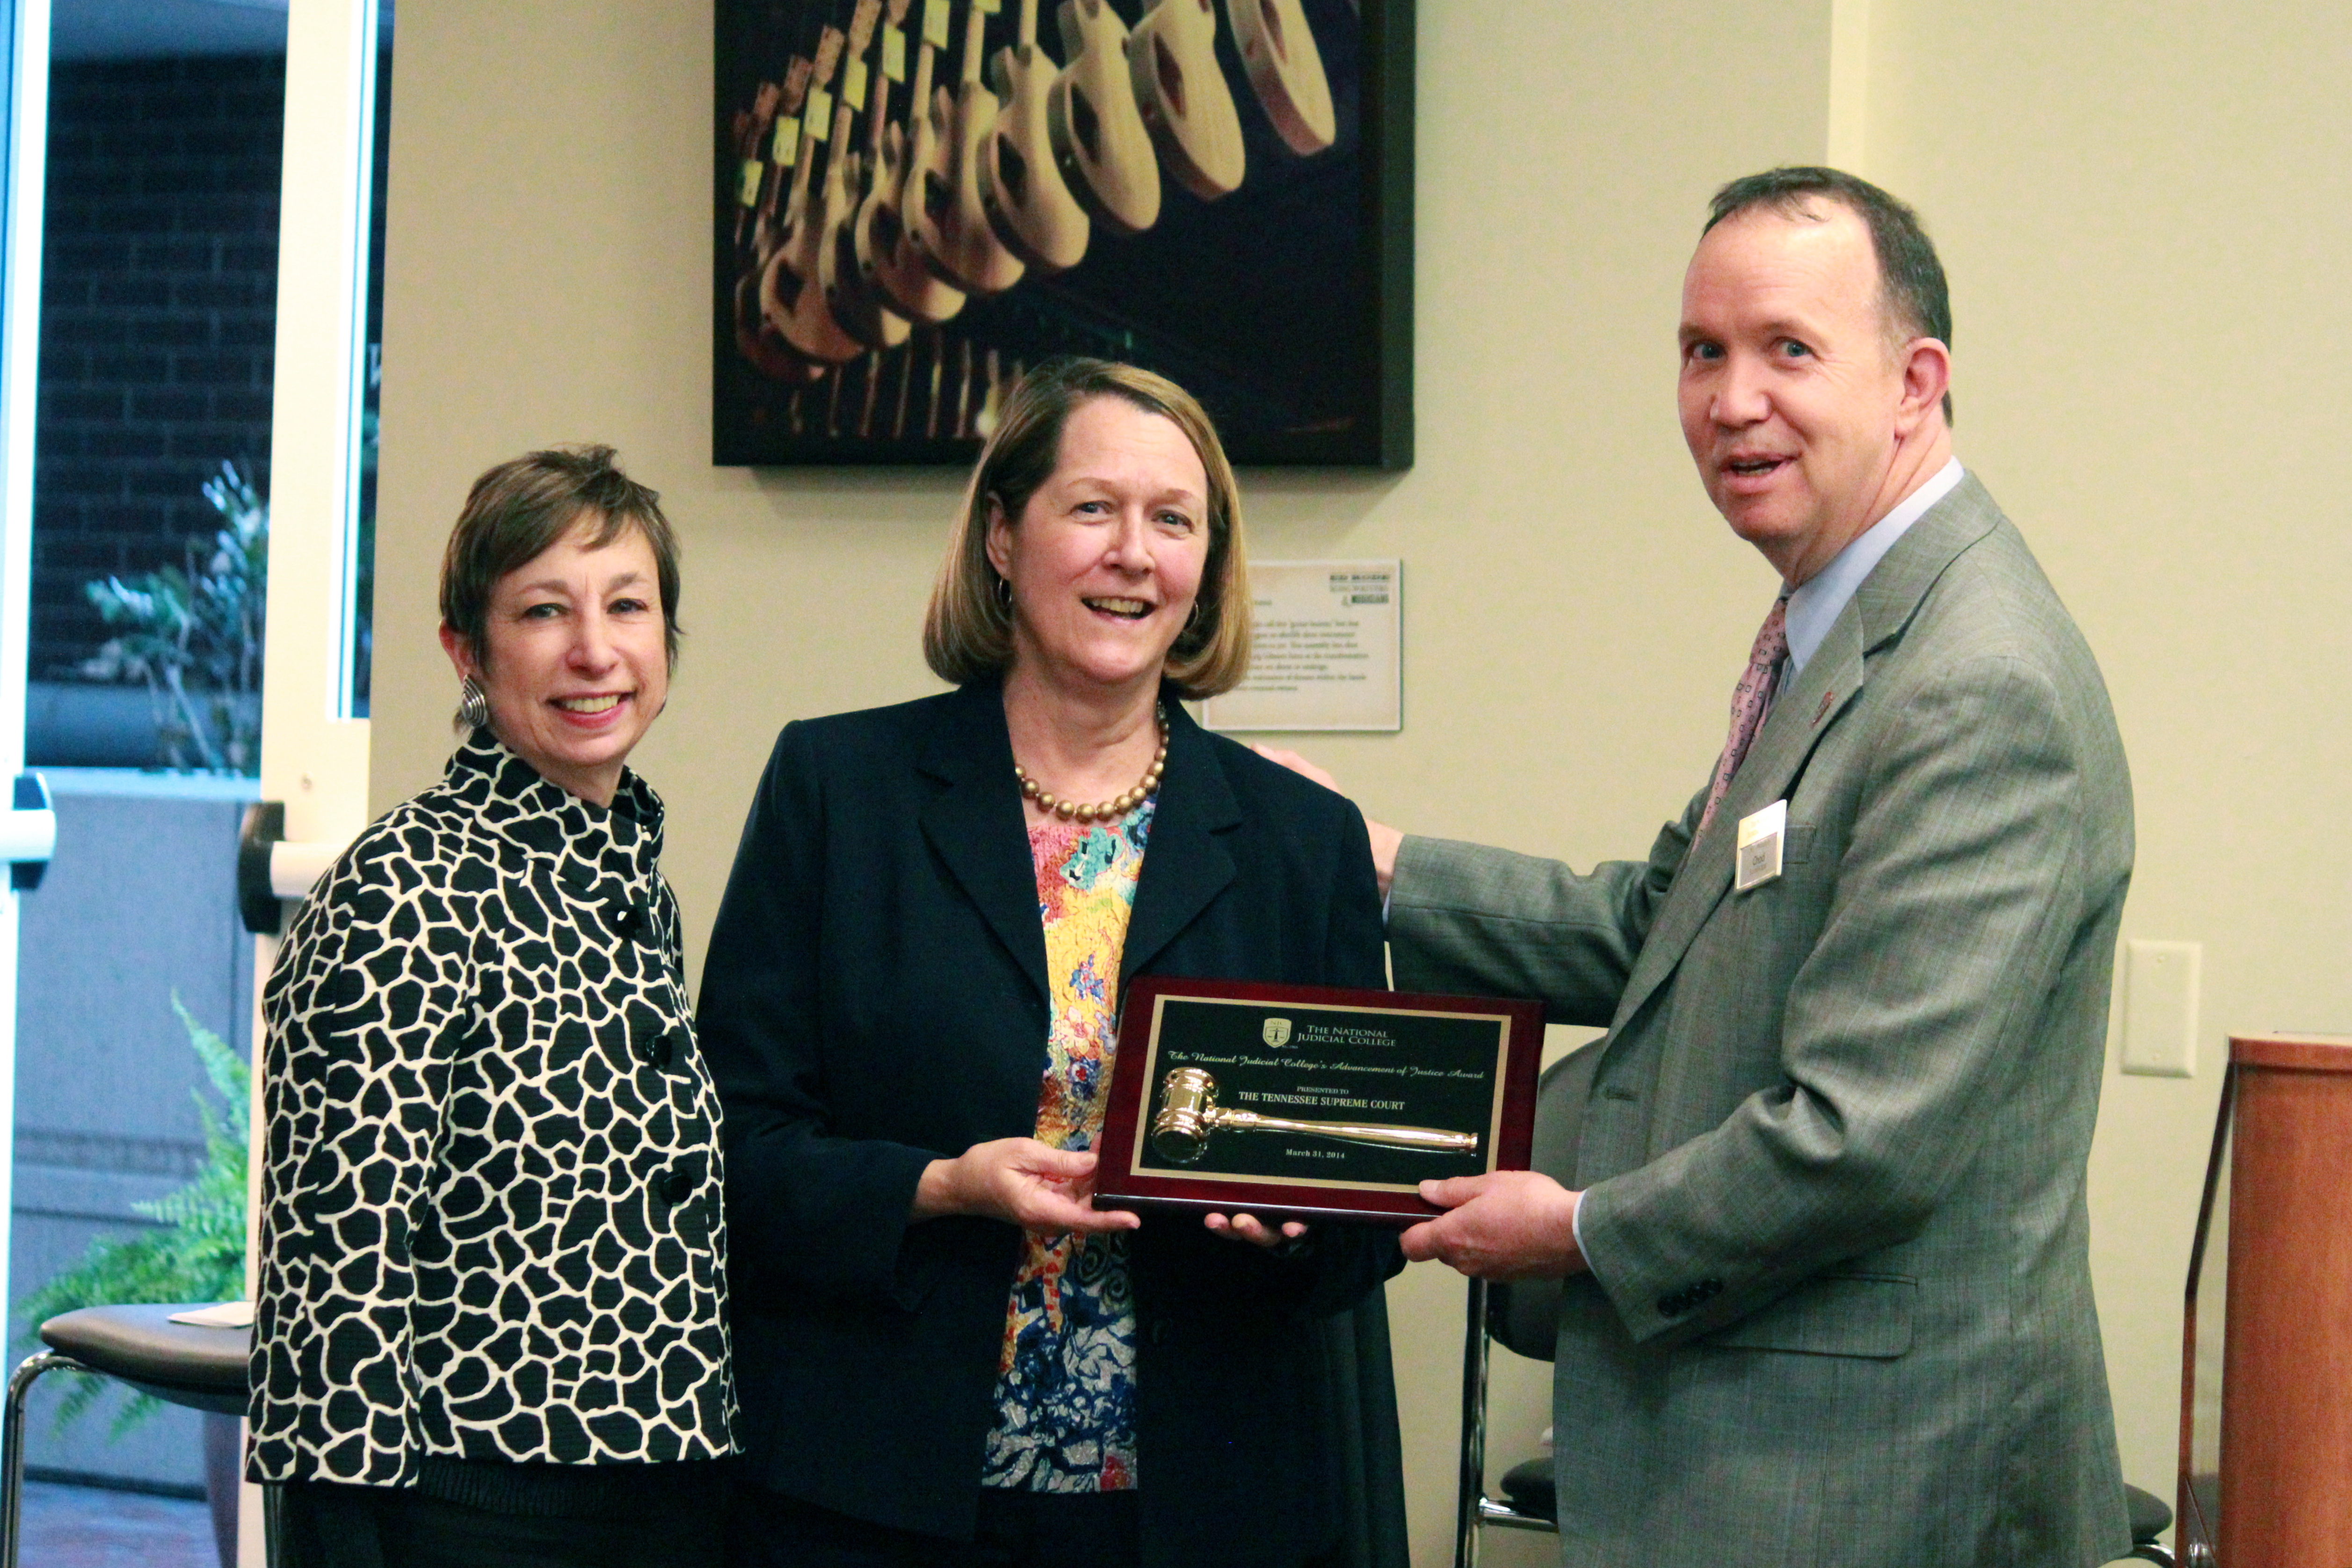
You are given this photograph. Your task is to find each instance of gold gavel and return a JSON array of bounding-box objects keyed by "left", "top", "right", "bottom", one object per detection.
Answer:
[{"left": 1148, "top": 1067, "right": 1480, "bottom": 1165}]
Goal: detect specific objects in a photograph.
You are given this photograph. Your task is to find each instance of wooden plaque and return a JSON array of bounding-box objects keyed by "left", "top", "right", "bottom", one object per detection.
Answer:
[{"left": 1094, "top": 977, "right": 1545, "bottom": 1227}]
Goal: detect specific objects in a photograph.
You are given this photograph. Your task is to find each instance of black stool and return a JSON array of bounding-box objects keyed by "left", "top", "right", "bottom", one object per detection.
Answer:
[
  {"left": 2121, "top": 1484, "right": 2178, "bottom": 1565},
  {"left": 0, "top": 1303, "right": 250, "bottom": 1568}
]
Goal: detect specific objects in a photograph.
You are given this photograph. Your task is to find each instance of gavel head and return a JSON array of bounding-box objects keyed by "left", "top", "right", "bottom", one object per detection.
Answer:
[{"left": 1149, "top": 1067, "right": 1218, "bottom": 1163}]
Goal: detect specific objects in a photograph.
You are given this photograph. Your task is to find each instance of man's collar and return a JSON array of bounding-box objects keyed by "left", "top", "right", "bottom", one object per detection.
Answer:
[{"left": 1784, "top": 457, "right": 1964, "bottom": 676}]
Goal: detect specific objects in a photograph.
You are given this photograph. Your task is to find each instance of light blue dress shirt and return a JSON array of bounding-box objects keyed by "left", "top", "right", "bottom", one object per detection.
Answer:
[{"left": 1782, "top": 457, "right": 1965, "bottom": 679}]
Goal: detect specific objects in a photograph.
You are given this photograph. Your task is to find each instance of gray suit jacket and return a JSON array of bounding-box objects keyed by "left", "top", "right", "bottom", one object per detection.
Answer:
[{"left": 1390, "top": 476, "right": 2133, "bottom": 1567}]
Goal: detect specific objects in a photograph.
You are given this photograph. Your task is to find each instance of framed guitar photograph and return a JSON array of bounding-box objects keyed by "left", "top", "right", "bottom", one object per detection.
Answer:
[{"left": 713, "top": 0, "right": 1414, "bottom": 468}]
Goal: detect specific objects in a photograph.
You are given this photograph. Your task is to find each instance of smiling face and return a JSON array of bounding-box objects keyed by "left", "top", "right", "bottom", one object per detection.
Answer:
[
  {"left": 986, "top": 395, "right": 1212, "bottom": 701},
  {"left": 1677, "top": 203, "right": 1947, "bottom": 584},
  {"left": 439, "top": 518, "right": 669, "bottom": 806}
]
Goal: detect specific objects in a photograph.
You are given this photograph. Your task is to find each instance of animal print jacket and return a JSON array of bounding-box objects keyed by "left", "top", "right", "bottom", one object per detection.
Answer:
[{"left": 247, "top": 731, "right": 737, "bottom": 1485}]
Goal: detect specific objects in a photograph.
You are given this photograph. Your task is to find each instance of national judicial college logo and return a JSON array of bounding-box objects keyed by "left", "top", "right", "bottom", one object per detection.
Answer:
[{"left": 1262, "top": 1017, "right": 1293, "bottom": 1047}]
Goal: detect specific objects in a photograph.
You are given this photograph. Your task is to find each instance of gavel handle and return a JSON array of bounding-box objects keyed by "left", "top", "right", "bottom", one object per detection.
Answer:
[{"left": 1203, "top": 1108, "right": 1479, "bottom": 1155}]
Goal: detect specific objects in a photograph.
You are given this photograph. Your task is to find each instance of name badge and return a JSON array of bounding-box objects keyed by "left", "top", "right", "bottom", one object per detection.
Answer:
[{"left": 1735, "top": 799, "right": 1787, "bottom": 893}]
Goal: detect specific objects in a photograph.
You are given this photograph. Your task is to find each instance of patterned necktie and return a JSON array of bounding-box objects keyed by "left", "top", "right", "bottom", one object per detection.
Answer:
[{"left": 1696, "top": 596, "right": 1790, "bottom": 838}]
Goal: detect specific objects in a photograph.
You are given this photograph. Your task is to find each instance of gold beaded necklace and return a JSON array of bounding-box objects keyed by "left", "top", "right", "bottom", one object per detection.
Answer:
[{"left": 1014, "top": 705, "right": 1168, "bottom": 823}]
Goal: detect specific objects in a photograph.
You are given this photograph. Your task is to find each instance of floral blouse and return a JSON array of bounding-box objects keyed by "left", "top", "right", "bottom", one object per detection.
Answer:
[{"left": 980, "top": 800, "right": 1154, "bottom": 1493}]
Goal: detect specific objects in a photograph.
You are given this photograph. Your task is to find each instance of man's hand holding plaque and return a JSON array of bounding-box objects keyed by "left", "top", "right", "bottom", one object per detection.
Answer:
[{"left": 1401, "top": 1171, "right": 1589, "bottom": 1279}]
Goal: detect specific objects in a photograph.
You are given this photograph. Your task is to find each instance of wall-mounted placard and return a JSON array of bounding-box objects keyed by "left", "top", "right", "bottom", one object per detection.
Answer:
[{"left": 1204, "top": 559, "right": 1399, "bottom": 732}]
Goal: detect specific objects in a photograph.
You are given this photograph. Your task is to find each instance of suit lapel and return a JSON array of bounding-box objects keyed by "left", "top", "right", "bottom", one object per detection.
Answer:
[
  {"left": 1607, "top": 475, "right": 2006, "bottom": 1031},
  {"left": 1120, "top": 700, "right": 1240, "bottom": 985},
  {"left": 1609, "top": 622, "right": 1864, "bottom": 1027},
  {"left": 916, "top": 682, "right": 1052, "bottom": 1004}
]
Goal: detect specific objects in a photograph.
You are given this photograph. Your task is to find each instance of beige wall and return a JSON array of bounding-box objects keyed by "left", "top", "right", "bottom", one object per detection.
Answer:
[
  {"left": 372, "top": 1, "right": 2351, "bottom": 1561},
  {"left": 1856, "top": 0, "right": 2352, "bottom": 1518}
]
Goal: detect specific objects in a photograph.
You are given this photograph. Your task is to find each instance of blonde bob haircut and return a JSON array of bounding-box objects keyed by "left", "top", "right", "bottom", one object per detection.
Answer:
[{"left": 922, "top": 357, "right": 1251, "bottom": 700}]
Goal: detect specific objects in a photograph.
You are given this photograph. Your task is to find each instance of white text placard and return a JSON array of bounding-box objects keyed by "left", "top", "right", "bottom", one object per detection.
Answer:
[{"left": 1204, "top": 560, "right": 1401, "bottom": 732}]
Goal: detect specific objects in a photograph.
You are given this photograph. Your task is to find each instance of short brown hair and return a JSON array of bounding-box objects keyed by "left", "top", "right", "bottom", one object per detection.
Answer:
[
  {"left": 922, "top": 358, "right": 1251, "bottom": 699},
  {"left": 1705, "top": 166, "right": 1954, "bottom": 424},
  {"left": 438, "top": 444, "right": 683, "bottom": 671}
]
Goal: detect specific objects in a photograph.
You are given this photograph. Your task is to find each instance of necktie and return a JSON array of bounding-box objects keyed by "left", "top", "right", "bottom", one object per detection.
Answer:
[{"left": 1696, "top": 597, "right": 1789, "bottom": 838}]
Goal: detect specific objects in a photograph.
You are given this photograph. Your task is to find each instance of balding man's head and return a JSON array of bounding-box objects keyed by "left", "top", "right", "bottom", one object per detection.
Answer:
[{"left": 1706, "top": 168, "right": 1953, "bottom": 424}]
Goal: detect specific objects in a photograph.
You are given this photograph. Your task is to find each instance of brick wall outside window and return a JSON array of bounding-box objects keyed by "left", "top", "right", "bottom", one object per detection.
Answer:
[{"left": 33, "top": 54, "right": 284, "bottom": 681}]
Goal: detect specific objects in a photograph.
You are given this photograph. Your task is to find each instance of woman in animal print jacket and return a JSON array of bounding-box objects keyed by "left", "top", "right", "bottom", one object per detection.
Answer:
[{"left": 248, "top": 447, "right": 735, "bottom": 1568}]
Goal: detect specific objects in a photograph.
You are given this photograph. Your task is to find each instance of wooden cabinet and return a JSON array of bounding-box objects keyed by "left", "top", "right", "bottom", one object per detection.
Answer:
[{"left": 2182, "top": 1033, "right": 2352, "bottom": 1567}]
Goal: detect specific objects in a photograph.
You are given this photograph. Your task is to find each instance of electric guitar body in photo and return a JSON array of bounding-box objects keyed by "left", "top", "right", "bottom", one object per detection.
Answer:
[
  {"left": 826, "top": 0, "right": 917, "bottom": 351},
  {"left": 1046, "top": 0, "right": 1160, "bottom": 236},
  {"left": 1226, "top": 0, "right": 1333, "bottom": 155},
  {"left": 743, "top": 53, "right": 816, "bottom": 272},
  {"left": 769, "top": 0, "right": 886, "bottom": 366},
  {"left": 927, "top": 0, "right": 1026, "bottom": 295},
  {"left": 980, "top": 0, "right": 1090, "bottom": 271},
  {"left": 875, "top": 2, "right": 964, "bottom": 322},
  {"left": 738, "top": 51, "right": 826, "bottom": 383},
  {"left": 861, "top": 4, "right": 967, "bottom": 324},
  {"left": 1127, "top": 0, "right": 1245, "bottom": 201}
]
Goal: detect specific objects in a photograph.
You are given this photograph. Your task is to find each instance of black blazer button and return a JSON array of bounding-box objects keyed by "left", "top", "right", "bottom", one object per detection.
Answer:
[
  {"left": 1657, "top": 1290, "right": 1688, "bottom": 1317},
  {"left": 609, "top": 899, "right": 646, "bottom": 939},
  {"left": 658, "top": 1169, "right": 694, "bottom": 1205},
  {"left": 636, "top": 1026, "right": 677, "bottom": 1070},
  {"left": 1146, "top": 1320, "right": 1169, "bottom": 1347}
]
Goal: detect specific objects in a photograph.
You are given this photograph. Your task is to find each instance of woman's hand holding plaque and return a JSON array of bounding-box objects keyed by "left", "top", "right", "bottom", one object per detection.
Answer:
[{"left": 914, "top": 1138, "right": 1143, "bottom": 1235}]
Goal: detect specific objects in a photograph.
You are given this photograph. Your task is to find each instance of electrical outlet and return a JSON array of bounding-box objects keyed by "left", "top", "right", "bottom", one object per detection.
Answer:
[{"left": 2120, "top": 939, "right": 2200, "bottom": 1078}]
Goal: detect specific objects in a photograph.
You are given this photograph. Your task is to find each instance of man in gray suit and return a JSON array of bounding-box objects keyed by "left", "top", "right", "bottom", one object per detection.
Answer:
[{"left": 1279, "top": 169, "right": 2134, "bottom": 1564}]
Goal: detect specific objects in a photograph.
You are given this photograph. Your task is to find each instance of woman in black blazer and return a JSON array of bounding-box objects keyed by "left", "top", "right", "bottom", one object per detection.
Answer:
[{"left": 700, "top": 359, "right": 1406, "bottom": 1568}]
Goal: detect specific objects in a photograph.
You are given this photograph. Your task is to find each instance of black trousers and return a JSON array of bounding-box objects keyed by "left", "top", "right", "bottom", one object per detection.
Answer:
[
  {"left": 279, "top": 1472, "right": 728, "bottom": 1568},
  {"left": 729, "top": 1485, "right": 1142, "bottom": 1568}
]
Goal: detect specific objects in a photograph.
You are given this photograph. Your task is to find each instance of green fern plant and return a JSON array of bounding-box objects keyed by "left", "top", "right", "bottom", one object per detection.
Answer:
[{"left": 16, "top": 996, "right": 247, "bottom": 1435}]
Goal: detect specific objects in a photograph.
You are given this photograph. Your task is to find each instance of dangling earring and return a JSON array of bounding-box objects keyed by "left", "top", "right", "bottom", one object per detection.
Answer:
[
  {"left": 458, "top": 675, "right": 490, "bottom": 731},
  {"left": 1183, "top": 600, "right": 1205, "bottom": 639},
  {"left": 994, "top": 574, "right": 1013, "bottom": 611}
]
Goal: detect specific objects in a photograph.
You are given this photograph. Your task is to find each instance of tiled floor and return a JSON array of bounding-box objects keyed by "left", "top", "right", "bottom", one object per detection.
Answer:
[{"left": 18, "top": 1480, "right": 217, "bottom": 1568}]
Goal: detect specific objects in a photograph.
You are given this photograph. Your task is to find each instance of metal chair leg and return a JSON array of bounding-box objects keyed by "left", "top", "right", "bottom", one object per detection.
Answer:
[
  {"left": 263, "top": 1479, "right": 291, "bottom": 1568},
  {"left": 1, "top": 1351, "right": 85, "bottom": 1568},
  {"left": 1455, "top": 1278, "right": 1490, "bottom": 1568}
]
